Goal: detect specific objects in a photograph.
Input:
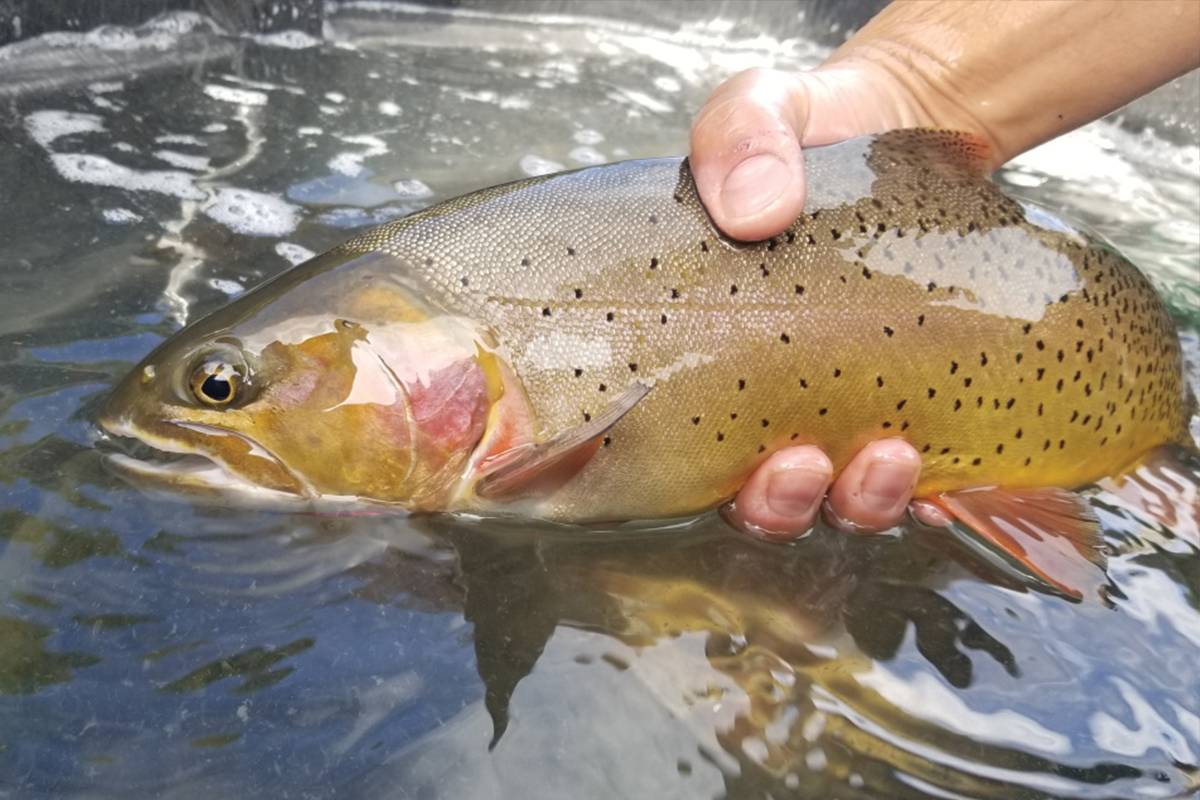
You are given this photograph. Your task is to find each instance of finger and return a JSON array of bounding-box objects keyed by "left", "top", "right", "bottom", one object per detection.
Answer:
[
  {"left": 722, "top": 445, "right": 833, "bottom": 542},
  {"left": 823, "top": 439, "right": 921, "bottom": 534},
  {"left": 689, "top": 68, "right": 810, "bottom": 242}
]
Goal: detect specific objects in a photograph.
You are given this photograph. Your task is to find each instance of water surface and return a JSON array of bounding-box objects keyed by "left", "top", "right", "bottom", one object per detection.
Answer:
[{"left": 0, "top": 5, "right": 1197, "bottom": 799}]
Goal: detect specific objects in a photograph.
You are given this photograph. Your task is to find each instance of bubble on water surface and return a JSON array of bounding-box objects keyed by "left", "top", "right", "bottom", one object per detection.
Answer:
[
  {"left": 568, "top": 146, "right": 605, "bottom": 165},
  {"left": 519, "top": 154, "right": 565, "bottom": 176},
  {"left": 204, "top": 188, "right": 300, "bottom": 236},
  {"left": 102, "top": 208, "right": 143, "bottom": 224},
  {"left": 392, "top": 179, "right": 432, "bottom": 199},
  {"left": 203, "top": 84, "right": 269, "bottom": 107},
  {"left": 276, "top": 242, "right": 317, "bottom": 266}
]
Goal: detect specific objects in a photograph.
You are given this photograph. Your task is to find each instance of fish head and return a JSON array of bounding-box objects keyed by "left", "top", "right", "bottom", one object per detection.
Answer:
[{"left": 98, "top": 259, "right": 498, "bottom": 511}]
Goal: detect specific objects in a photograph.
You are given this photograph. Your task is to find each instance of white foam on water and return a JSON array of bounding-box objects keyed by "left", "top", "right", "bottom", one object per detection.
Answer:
[
  {"left": 156, "top": 133, "right": 205, "bottom": 146},
  {"left": 204, "top": 187, "right": 300, "bottom": 236},
  {"left": 24, "top": 110, "right": 105, "bottom": 149},
  {"left": 378, "top": 101, "right": 402, "bottom": 117},
  {"left": 49, "top": 153, "right": 205, "bottom": 200},
  {"left": 203, "top": 84, "right": 269, "bottom": 107},
  {"left": 102, "top": 208, "right": 143, "bottom": 224},
  {"left": 250, "top": 29, "right": 322, "bottom": 49},
  {"left": 154, "top": 150, "right": 211, "bottom": 171},
  {"left": 276, "top": 242, "right": 317, "bottom": 266},
  {"left": 568, "top": 146, "right": 605, "bottom": 165},
  {"left": 572, "top": 128, "right": 604, "bottom": 145},
  {"left": 519, "top": 154, "right": 564, "bottom": 176},
  {"left": 391, "top": 179, "right": 432, "bottom": 199},
  {"left": 208, "top": 278, "right": 245, "bottom": 296}
]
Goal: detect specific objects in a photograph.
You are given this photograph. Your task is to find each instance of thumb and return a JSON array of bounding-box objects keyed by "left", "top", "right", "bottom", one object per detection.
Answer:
[{"left": 689, "top": 68, "right": 811, "bottom": 242}]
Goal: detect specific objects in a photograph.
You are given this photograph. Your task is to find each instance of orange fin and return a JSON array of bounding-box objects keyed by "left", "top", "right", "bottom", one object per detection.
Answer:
[
  {"left": 926, "top": 486, "right": 1107, "bottom": 601},
  {"left": 475, "top": 379, "right": 653, "bottom": 500},
  {"left": 1097, "top": 445, "right": 1200, "bottom": 546}
]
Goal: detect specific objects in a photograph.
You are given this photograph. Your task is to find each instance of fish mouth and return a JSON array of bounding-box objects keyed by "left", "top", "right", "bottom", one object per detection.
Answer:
[{"left": 97, "top": 417, "right": 315, "bottom": 507}]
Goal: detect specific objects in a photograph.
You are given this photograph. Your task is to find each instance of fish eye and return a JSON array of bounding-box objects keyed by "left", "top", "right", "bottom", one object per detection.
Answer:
[{"left": 189, "top": 357, "right": 248, "bottom": 407}]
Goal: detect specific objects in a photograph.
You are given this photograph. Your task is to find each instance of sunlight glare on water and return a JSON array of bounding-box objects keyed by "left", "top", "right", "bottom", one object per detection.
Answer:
[{"left": 0, "top": 3, "right": 1197, "bottom": 800}]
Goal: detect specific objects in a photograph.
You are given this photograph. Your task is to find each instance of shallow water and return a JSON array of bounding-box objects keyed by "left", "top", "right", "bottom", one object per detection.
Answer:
[{"left": 1, "top": 5, "right": 1198, "bottom": 799}]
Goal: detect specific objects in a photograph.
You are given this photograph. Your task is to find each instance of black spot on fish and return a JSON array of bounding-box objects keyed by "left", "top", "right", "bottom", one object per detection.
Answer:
[
  {"left": 521, "top": 258, "right": 530, "bottom": 267},
  {"left": 606, "top": 312, "right": 614, "bottom": 322},
  {"left": 424, "top": 258, "right": 434, "bottom": 267},
  {"left": 862, "top": 266, "right": 872, "bottom": 279},
  {"left": 716, "top": 432, "right": 724, "bottom": 441},
  {"left": 1023, "top": 323, "right": 1032, "bottom": 334},
  {"left": 883, "top": 326, "right": 894, "bottom": 337},
  {"left": 1037, "top": 368, "right": 1045, "bottom": 380},
  {"left": 896, "top": 399, "right": 907, "bottom": 410},
  {"left": 730, "top": 284, "right": 738, "bottom": 295},
  {"left": 648, "top": 214, "right": 657, "bottom": 224},
  {"left": 954, "top": 399, "right": 962, "bottom": 410},
  {"left": 650, "top": 257, "right": 658, "bottom": 269},
  {"left": 882, "top": 421, "right": 892, "bottom": 429},
  {"left": 700, "top": 240, "right": 709, "bottom": 253},
  {"left": 629, "top": 363, "right": 638, "bottom": 372},
  {"left": 876, "top": 376, "right": 885, "bottom": 388},
  {"left": 964, "top": 377, "right": 973, "bottom": 388},
  {"left": 819, "top": 408, "right": 828, "bottom": 416},
  {"left": 780, "top": 333, "right": 791, "bottom": 344},
  {"left": 603, "top": 436, "right": 611, "bottom": 447},
  {"left": 1016, "top": 427, "right": 1023, "bottom": 438},
  {"left": 918, "top": 314, "right": 925, "bottom": 326},
  {"left": 574, "top": 288, "right": 582, "bottom": 299},
  {"left": 799, "top": 379, "right": 808, "bottom": 389},
  {"left": 1059, "top": 439, "right": 1065, "bottom": 449},
  {"left": 761, "top": 419, "right": 770, "bottom": 427},
  {"left": 461, "top": 277, "right": 469, "bottom": 287},
  {"left": 598, "top": 384, "right": 607, "bottom": 392},
  {"left": 795, "top": 285, "right": 805, "bottom": 295},
  {"left": 738, "top": 379, "right": 746, "bottom": 390},
  {"left": 730, "top": 413, "right": 738, "bottom": 420},
  {"left": 760, "top": 264, "right": 770, "bottom": 277},
  {"left": 927, "top": 282, "right": 937, "bottom": 292},
  {"left": 950, "top": 361, "right": 959, "bottom": 374},
  {"left": 834, "top": 368, "right": 842, "bottom": 378},
  {"left": 1036, "top": 340, "right": 1045, "bottom": 350},
  {"left": 1044, "top": 439, "right": 1051, "bottom": 451},
  {"left": 692, "top": 416, "right": 701, "bottom": 425},
  {"left": 673, "top": 192, "right": 683, "bottom": 203},
  {"left": 941, "top": 447, "right": 951, "bottom": 455},
  {"left": 758, "top": 444, "right": 766, "bottom": 453},
  {"left": 928, "top": 388, "right": 937, "bottom": 399},
  {"left": 574, "top": 368, "right": 583, "bottom": 377},
  {"left": 660, "top": 314, "right": 668, "bottom": 325},
  {"left": 1056, "top": 379, "right": 1064, "bottom": 392},
  {"left": 972, "top": 457, "right": 982, "bottom": 466},
  {"left": 1006, "top": 398, "right": 1015, "bottom": 409},
  {"left": 1076, "top": 318, "right": 1084, "bottom": 328},
  {"left": 567, "top": 247, "right": 575, "bottom": 256},
  {"left": 1016, "top": 353, "right": 1023, "bottom": 364},
  {"left": 980, "top": 352, "right": 988, "bottom": 366},
  {"left": 542, "top": 307, "right": 551, "bottom": 317},
  {"left": 584, "top": 412, "right": 592, "bottom": 422}
]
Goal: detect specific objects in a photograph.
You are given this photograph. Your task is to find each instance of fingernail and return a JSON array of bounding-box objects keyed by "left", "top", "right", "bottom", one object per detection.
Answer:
[
  {"left": 722, "top": 153, "right": 788, "bottom": 219},
  {"left": 861, "top": 459, "right": 918, "bottom": 514},
  {"left": 766, "top": 464, "right": 826, "bottom": 520}
]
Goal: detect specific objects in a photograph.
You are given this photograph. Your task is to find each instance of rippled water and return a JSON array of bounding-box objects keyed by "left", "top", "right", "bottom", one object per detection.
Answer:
[{"left": 0, "top": 6, "right": 1197, "bottom": 799}]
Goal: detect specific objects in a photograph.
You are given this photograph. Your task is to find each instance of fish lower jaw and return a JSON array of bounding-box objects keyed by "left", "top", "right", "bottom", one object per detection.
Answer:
[{"left": 102, "top": 450, "right": 310, "bottom": 507}]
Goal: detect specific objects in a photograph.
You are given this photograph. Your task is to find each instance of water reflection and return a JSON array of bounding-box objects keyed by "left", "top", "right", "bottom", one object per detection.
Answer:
[{"left": 0, "top": 3, "right": 1197, "bottom": 799}]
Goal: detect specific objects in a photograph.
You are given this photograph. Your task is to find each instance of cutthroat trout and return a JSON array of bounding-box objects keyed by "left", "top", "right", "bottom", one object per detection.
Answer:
[{"left": 99, "top": 130, "right": 1198, "bottom": 597}]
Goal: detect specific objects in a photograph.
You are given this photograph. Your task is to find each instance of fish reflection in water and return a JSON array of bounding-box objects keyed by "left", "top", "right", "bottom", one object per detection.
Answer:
[{"left": 243, "top": 508, "right": 1195, "bottom": 800}]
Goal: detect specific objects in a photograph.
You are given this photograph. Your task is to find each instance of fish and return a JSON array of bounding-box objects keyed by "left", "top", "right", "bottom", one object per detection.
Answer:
[{"left": 98, "top": 129, "right": 1199, "bottom": 598}]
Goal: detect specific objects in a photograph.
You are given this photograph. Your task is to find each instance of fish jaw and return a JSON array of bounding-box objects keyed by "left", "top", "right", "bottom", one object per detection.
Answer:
[{"left": 98, "top": 413, "right": 317, "bottom": 506}]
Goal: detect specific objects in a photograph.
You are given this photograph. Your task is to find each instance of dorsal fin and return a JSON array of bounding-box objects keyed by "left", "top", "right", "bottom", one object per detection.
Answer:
[
  {"left": 925, "top": 486, "right": 1107, "bottom": 601},
  {"left": 475, "top": 380, "right": 654, "bottom": 500}
]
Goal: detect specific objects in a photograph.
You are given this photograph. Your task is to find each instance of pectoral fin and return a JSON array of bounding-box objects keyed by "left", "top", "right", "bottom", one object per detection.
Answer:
[
  {"left": 925, "top": 486, "right": 1107, "bottom": 601},
  {"left": 475, "top": 380, "right": 654, "bottom": 500}
]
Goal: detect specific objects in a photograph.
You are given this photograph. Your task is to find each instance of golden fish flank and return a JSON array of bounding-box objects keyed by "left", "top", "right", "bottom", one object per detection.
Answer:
[{"left": 99, "top": 130, "right": 1198, "bottom": 597}]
